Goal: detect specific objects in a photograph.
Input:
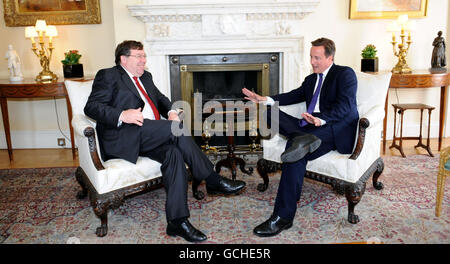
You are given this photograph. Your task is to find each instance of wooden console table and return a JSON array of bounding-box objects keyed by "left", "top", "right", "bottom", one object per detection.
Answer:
[
  {"left": 0, "top": 78, "right": 78, "bottom": 161},
  {"left": 383, "top": 70, "right": 449, "bottom": 154}
]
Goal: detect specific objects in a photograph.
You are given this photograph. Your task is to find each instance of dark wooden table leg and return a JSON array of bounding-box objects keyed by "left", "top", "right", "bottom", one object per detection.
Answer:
[
  {"left": 0, "top": 97, "right": 13, "bottom": 161},
  {"left": 398, "top": 109, "right": 406, "bottom": 157},
  {"left": 65, "top": 95, "right": 76, "bottom": 159},
  {"left": 383, "top": 92, "right": 389, "bottom": 154},
  {"left": 426, "top": 109, "right": 434, "bottom": 157}
]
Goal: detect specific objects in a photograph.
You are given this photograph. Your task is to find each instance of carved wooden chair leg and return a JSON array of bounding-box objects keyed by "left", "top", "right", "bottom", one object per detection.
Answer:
[
  {"left": 345, "top": 182, "right": 366, "bottom": 224},
  {"left": 75, "top": 167, "right": 88, "bottom": 200},
  {"left": 256, "top": 159, "right": 270, "bottom": 192},
  {"left": 94, "top": 209, "right": 108, "bottom": 237},
  {"left": 372, "top": 158, "right": 385, "bottom": 190},
  {"left": 256, "top": 159, "right": 281, "bottom": 192}
]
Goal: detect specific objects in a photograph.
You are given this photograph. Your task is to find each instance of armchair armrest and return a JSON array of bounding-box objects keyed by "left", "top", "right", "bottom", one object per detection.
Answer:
[
  {"left": 72, "top": 114, "right": 95, "bottom": 137},
  {"left": 349, "top": 105, "right": 385, "bottom": 160},
  {"left": 349, "top": 117, "right": 369, "bottom": 160},
  {"left": 83, "top": 126, "right": 105, "bottom": 171},
  {"left": 360, "top": 105, "right": 385, "bottom": 128},
  {"left": 72, "top": 114, "right": 105, "bottom": 171}
]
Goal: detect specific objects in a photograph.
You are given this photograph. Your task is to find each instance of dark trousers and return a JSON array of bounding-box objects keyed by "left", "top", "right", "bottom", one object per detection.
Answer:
[
  {"left": 138, "top": 119, "right": 214, "bottom": 222},
  {"left": 265, "top": 107, "right": 336, "bottom": 220}
]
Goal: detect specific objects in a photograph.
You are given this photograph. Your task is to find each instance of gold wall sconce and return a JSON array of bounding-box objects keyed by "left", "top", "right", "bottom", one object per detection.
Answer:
[{"left": 25, "top": 20, "right": 58, "bottom": 82}]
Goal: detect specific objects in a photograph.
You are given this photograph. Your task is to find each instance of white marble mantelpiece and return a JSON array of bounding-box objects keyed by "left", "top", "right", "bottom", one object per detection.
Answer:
[{"left": 128, "top": 0, "right": 319, "bottom": 97}]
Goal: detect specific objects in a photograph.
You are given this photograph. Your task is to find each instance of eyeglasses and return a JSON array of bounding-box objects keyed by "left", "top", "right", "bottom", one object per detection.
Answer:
[{"left": 127, "top": 54, "right": 147, "bottom": 59}]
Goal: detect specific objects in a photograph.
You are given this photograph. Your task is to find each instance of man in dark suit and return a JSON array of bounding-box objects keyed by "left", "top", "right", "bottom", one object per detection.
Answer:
[
  {"left": 242, "top": 38, "right": 359, "bottom": 237},
  {"left": 84, "top": 40, "right": 246, "bottom": 243}
]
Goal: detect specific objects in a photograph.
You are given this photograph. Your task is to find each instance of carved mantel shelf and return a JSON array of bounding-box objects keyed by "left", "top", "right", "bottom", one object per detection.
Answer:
[
  {"left": 128, "top": 0, "right": 320, "bottom": 40},
  {"left": 128, "top": 1, "right": 320, "bottom": 17},
  {"left": 127, "top": 0, "right": 320, "bottom": 97}
]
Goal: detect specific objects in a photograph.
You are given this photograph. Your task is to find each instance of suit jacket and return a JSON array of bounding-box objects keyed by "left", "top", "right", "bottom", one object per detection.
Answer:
[
  {"left": 84, "top": 65, "right": 172, "bottom": 163},
  {"left": 271, "top": 64, "right": 359, "bottom": 154}
]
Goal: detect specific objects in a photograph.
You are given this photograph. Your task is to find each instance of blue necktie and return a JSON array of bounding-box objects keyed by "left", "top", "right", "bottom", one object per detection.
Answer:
[{"left": 300, "top": 73, "right": 323, "bottom": 127}]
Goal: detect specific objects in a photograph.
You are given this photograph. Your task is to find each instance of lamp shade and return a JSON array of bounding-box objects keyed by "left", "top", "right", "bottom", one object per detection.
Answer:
[
  {"left": 35, "top": 20, "right": 47, "bottom": 32},
  {"left": 45, "top": 26, "right": 58, "bottom": 37},
  {"left": 397, "top": 14, "right": 409, "bottom": 29},
  {"left": 25, "top": 26, "right": 38, "bottom": 38}
]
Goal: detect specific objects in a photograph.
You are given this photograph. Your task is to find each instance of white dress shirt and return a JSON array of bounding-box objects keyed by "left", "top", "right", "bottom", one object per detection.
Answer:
[
  {"left": 118, "top": 66, "right": 176, "bottom": 126},
  {"left": 264, "top": 63, "right": 333, "bottom": 126}
]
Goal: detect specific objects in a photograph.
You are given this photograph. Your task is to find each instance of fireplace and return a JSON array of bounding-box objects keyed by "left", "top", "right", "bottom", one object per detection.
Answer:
[
  {"left": 169, "top": 53, "right": 280, "bottom": 146},
  {"left": 170, "top": 53, "right": 279, "bottom": 100},
  {"left": 128, "top": 0, "right": 319, "bottom": 146}
]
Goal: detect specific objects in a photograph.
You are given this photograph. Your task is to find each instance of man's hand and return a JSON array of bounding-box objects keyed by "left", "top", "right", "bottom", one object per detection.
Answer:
[
  {"left": 120, "top": 107, "right": 144, "bottom": 126},
  {"left": 301, "top": 112, "right": 322, "bottom": 126},
  {"left": 168, "top": 111, "right": 180, "bottom": 121},
  {"left": 242, "top": 87, "right": 267, "bottom": 103}
]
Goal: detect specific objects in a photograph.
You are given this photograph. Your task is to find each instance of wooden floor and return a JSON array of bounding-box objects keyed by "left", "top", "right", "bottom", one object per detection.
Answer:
[{"left": 0, "top": 138, "right": 449, "bottom": 169}]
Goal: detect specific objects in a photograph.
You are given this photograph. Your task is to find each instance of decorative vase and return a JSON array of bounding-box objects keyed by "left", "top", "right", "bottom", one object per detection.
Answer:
[
  {"left": 63, "top": 64, "right": 84, "bottom": 78},
  {"left": 361, "top": 58, "right": 378, "bottom": 72}
]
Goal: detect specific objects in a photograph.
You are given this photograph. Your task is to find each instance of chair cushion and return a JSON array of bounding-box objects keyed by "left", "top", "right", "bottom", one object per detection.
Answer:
[
  {"left": 95, "top": 157, "right": 162, "bottom": 194},
  {"left": 263, "top": 124, "right": 380, "bottom": 183},
  {"left": 445, "top": 158, "right": 450, "bottom": 171}
]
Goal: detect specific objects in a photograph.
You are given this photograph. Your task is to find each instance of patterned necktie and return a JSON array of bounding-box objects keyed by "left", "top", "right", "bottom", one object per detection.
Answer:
[
  {"left": 132, "top": 76, "right": 160, "bottom": 120},
  {"left": 300, "top": 73, "right": 323, "bottom": 127}
]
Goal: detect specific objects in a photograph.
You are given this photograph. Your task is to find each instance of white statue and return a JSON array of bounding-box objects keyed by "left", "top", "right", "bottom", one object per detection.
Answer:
[{"left": 5, "top": 44, "right": 23, "bottom": 82}]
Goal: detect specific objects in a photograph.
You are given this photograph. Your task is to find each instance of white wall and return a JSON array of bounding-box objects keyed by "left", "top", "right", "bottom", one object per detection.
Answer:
[{"left": 0, "top": 0, "right": 448, "bottom": 149}]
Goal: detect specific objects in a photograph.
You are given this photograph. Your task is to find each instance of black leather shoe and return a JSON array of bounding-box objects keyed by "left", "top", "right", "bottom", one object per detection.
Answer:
[
  {"left": 166, "top": 219, "right": 207, "bottom": 243},
  {"left": 280, "top": 134, "right": 321, "bottom": 163},
  {"left": 253, "top": 214, "right": 293, "bottom": 237},
  {"left": 206, "top": 176, "right": 246, "bottom": 195}
]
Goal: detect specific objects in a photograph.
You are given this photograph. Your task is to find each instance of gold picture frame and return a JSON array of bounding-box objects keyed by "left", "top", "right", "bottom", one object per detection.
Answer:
[
  {"left": 349, "top": 0, "right": 428, "bottom": 19},
  {"left": 3, "top": 0, "right": 101, "bottom": 26}
]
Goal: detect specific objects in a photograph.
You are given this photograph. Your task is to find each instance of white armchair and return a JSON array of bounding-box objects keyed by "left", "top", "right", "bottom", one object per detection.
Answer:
[
  {"left": 65, "top": 79, "right": 165, "bottom": 237},
  {"left": 256, "top": 71, "right": 392, "bottom": 224}
]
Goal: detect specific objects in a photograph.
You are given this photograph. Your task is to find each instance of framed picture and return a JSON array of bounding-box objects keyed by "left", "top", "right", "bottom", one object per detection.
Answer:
[
  {"left": 3, "top": 0, "right": 101, "bottom": 26},
  {"left": 349, "top": 0, "right": 428, "bottom": 19}
]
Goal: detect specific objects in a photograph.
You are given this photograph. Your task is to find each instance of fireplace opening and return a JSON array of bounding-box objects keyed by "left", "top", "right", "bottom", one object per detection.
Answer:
[
  {"left": 169, "top": 53, "right": 280, "bottom": 148},
  {"left": 194, "top": 71, "right": 258, "bottom": 101}
]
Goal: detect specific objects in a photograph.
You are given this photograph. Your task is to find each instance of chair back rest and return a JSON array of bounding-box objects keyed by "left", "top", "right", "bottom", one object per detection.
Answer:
[
  {"left": 65, "top": 79, "right": 104, "bottom": 165},
  {"left": 65, "top": 80, "right": 96, "bottom": 127},
  {"left": 355, "top": 71, "right": 392, "bottom": 117}
]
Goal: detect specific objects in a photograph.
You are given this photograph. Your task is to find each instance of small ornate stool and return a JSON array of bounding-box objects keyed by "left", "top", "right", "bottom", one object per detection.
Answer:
[{"left": 390, "top": 103, "right": 435, "bottom": 157}]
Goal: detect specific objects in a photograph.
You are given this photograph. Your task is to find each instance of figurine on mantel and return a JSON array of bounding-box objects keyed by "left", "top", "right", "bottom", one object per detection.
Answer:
[
  {"left": 4, "top": 44, "right": 23, "bottom": 82},
  {"left": 430, "top": 31, "right": 447, "bottom": 72}
]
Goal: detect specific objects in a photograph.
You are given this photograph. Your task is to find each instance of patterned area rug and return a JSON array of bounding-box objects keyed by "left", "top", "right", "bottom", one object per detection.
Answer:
[{"left": 0, "top": 155, "right": 448, "bottom": 244}]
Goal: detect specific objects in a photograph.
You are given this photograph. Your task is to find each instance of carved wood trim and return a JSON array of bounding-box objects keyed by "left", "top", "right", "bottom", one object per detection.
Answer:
[
  {"left": 77, "top": 167, "right": 163, "bottom": 211},
  {"left": 75, "top": 166, "right": 163, "bottom": 236},
  {"left": 83, "top": 126, "right": 105, "bottom": 171},
  {"left": 255, "top": 157, "right": 385, "bottom": 223},
  {"left": 349, "top": 117, "right": 369, "bottom": 160}
]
